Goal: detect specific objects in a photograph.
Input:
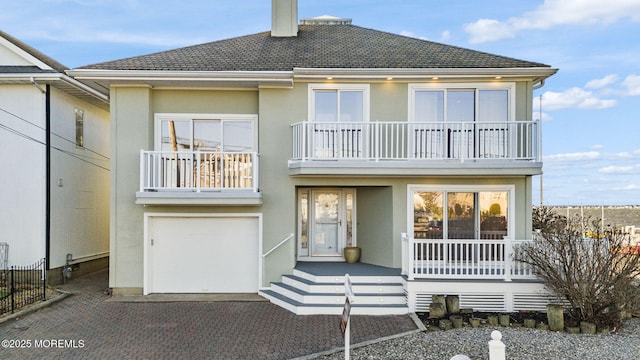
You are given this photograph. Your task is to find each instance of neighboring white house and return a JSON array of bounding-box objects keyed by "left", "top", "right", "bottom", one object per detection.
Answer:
[
  {"left": 69, "top": 0, "right": 558, "bottom": 314},
  {"left": 0, "top": 30, "right": 110, "bottom": 282}
]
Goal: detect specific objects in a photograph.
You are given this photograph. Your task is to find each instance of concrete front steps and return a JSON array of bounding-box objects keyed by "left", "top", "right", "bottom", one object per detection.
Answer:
[{"left": 259, "top": 265, "right": 409, "bottom": 315}]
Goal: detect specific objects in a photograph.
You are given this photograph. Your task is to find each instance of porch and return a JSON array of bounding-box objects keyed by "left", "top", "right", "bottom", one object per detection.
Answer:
[
  {"left": 260, "top": 246, "right": 548, "bottom": 315},
  {"left": 135, "top": 150, "right": 261, "bottom": 205},
  {"left": 289, "top": 120, "right": 541, "bottom": 176}
]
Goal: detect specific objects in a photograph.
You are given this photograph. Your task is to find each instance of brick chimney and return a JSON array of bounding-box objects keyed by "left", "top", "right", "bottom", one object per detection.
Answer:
[{"left": 271, "top": 0, "right": 298, "bottom": 37}]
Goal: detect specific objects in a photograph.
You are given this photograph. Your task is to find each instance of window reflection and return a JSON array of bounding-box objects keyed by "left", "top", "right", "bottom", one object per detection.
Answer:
[
  {"left": 413, "top": 192, "right": 443, "bottom": 239},
  {"left": 413, "top": 190, "right": 508, "bottom": 240}
]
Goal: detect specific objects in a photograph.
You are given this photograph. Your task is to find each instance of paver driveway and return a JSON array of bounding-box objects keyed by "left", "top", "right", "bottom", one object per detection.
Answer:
[{"left": 0, "top": 269, "right": 418, "bottom": 359}]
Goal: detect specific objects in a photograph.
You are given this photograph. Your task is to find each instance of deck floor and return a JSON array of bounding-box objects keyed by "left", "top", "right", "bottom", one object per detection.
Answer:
[{"left": 294, "top": 262, "right": 402, "bottom": 277}]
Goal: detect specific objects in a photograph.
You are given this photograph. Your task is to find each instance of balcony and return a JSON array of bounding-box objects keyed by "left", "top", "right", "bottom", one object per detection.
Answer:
[
  {"left": 289, "top": 121, "right": 541, "bottom": 176},
  {"left": 136, "top": 150, "right": 261, "bottom": 206}
]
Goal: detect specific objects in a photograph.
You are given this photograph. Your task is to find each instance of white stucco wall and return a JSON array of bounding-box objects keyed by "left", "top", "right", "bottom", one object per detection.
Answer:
[
  {"left": 49, "top": 87, "right": 110, "bottom": 268},
  {"left": 0, "top": 84, "right": 47, "bottom": 266}
]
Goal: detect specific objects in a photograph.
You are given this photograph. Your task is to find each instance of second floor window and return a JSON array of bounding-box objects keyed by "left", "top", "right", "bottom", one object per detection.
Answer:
[
  {"left": 75, "top": 108, "right": 84, "bottom": 147},
  {"left": 309, "top": 84, "right": 369, "bottom": 123},
  {"left": 410, "top": 83, "right": 513, "bottom": 123},
  {"left": 155, "top": 114, "right": 256, "bottom": 153}
]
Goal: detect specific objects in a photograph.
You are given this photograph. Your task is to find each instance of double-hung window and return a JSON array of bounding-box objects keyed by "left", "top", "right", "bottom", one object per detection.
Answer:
[
  {"left": 308, "top": 84, "right": 369, "bottom": 159},
  {"left": 409, "top": 83, "right": 514, "bottom": 159}
]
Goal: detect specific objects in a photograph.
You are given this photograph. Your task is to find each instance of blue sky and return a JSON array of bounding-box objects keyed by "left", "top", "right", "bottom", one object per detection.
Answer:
[{"left": 2, "top": 0, "right": 639, "bottom": 205}]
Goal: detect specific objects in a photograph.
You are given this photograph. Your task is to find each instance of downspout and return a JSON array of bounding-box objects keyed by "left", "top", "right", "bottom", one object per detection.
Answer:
[
  {"left": 30, "top": 77, "right": 47, "bottom": 94},
  {"left": 45, "top": 84, "right": 51, "bottom": 271}
]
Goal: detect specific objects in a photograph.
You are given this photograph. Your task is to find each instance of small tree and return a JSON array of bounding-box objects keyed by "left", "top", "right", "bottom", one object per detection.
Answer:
[{"left": 518, "top": 206, "right": 640, "bottom": 329}]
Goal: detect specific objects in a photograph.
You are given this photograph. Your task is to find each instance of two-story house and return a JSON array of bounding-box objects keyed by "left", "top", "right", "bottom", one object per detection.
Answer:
[
  {"left": 0, "top": 30, "right": 110, "bottom": 283},
  {"left": 70, "top": 0, "right": 557, "bottom": 314}
]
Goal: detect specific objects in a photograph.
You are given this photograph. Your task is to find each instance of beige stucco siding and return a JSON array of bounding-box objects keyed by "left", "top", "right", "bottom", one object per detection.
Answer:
[
  {"left": 109, "top": 79, "right": 538, "bottom": 290},
  {"left": 152, "top": 89, "right": 258, "bottom": 114},
  {"left": 257, "top": 86, "right": 306, "bottom": 285}
]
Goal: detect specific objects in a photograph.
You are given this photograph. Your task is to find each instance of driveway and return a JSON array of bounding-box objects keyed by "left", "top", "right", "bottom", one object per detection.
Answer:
[{"left": 0, "top": 269, "right": 418, "bottom": 359}]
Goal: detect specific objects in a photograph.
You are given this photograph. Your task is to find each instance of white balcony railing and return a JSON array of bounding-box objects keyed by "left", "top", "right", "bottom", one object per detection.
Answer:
[
  {"left": 401, "top": 233, "right": 536, "bottom": 281},
  {"left": 140, "top": 150, "right": 258, "bottom": 192},
  {"left": 292, "top": 121, "right": 540, "bottom": 162}
]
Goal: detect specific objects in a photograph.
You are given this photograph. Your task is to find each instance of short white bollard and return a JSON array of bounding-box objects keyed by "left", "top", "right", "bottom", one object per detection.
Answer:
[
  {"left": 450, "top": 355, "right": 471, "bottom": 360},
  {"left": 488, "top": 330, "right": 505, "bottom": 360}
]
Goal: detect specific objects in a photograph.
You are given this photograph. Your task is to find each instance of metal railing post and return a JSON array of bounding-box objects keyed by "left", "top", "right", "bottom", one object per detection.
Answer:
[{"left": 10, "top": 266, "right": 15, "bottom": 313}]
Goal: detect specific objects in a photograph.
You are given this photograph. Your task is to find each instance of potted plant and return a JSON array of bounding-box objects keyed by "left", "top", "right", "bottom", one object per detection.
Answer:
[{"left": 343, "top": 246, "right": 361, "bottom": 263}]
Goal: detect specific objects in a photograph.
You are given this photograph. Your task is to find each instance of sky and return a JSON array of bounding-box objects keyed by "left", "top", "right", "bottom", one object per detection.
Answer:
[{"left": 1, "top": 0, "right": 639, "bottom": 205}]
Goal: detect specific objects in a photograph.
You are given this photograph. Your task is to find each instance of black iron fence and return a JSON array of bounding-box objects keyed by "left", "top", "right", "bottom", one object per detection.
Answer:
[{"left": 0, "top": 258, "right": 47, "bottom": 315}]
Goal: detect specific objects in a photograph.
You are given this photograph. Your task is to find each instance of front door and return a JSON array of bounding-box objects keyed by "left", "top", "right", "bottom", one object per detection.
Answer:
[{"left": 298, "top": 188, "right": 355, "bottom": 260}]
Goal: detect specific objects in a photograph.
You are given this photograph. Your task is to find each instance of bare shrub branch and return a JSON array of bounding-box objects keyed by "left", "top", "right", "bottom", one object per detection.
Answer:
[{"left": 518, "top": 206, "right": 640, "bottom": 329}]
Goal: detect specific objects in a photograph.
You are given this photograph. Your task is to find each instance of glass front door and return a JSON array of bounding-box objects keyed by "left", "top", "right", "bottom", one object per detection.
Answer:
[{"left": 298, "top": 188, "right": 356, "bottom": 259}]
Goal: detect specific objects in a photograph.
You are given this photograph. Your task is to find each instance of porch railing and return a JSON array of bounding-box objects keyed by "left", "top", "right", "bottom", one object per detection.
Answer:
[
  {"left": 292, "top": 121, "right": 539, "bottom": 162},
  {"left": 140, "top": 150, "right": 259, "bottom": 192},
  {"left": 401, "top": 233, "right": 536, "bottom": 281}
]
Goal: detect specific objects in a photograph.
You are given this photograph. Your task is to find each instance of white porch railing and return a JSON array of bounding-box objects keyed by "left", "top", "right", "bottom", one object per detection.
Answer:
[
  {"left": 401, "top": 233, "right": 536, "bottom": 281},
  {"left": 140, "top": 150, "right": 259, "bottom": 192},
  {"left": 292, "top": 121, "right": 539, "bottom": 162}
]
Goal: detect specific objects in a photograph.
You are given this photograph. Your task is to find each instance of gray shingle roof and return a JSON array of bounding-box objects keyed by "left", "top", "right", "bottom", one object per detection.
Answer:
[{"left": 79, "top": 24, "right": 550, "bottom": 71}]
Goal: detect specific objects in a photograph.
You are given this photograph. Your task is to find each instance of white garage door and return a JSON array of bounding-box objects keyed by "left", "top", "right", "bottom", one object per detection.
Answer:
[{"left": 146, "top": 215, "right": 259, "bottom": 294}]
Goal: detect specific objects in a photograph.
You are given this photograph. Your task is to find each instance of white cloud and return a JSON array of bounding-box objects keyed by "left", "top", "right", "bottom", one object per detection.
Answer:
[
  {"left": 622, "top": 74, "right": 640, "bottom": 95},
  {"left": 540, "top": 87, "right": 617, "bottom": 110},
  {"left": 400, "top": 31, "right": 428, "bottom": 41},
  {"left": 599, "top": 165, "right": 634, "bottom": 174},
  {"left": 532, "top": 111, "right": 552, "bottom": 121},
  {"left": 463, "top": 19, "right": 514, "bottom": 43},
  {"left": 440, "top": 30, "right": 451, "bottom": 42},
  {"left": 464, "top": 0, "right": 640, "bottom": 43},
  {"left": 614, "top": 184, "right": 639, "bottom": 191},
  {"left": 585, "top": 75, "right": 619, "bottom": 89},
  {"left": 546, "top": 151, "right": 600, "bottom": 161},
  {"left": 591, "top": 144, "right": 605, "bottom": 150}
]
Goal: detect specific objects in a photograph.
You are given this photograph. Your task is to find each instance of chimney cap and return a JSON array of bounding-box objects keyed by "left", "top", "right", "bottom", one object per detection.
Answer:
[{"left": 300, "top": 15, "right": 352, "bottom": 25}]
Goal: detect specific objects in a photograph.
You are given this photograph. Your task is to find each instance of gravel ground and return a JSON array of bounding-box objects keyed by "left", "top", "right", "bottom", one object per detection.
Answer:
[{"left": 321, "top": 318, "right": 640, "bottom": 360}]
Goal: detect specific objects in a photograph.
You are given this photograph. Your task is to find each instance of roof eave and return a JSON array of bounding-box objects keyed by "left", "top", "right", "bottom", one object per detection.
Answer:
[
  {"left": 0, "top": 72, "right": 109, "bottom": 108},
  {"left": 67, "top": 69, "right": 295, "bottom": 88},
  {"left": 293, "top": 67, "right": 558, "bottom": 82}
]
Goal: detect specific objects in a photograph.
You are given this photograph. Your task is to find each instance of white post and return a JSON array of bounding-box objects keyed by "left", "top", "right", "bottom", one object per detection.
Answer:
[
  {"left": 488, "top": 330, "right": 505, "bottom": 360},
  {"left": 344, "top": 316, "right": 350, "bottom": 360},
  {"left": 503, "top": 236, "right": 512, "bottom": 282},
  {"left": 139, "top": 149, "right": 145, "bottom": 192},
  {"left": 343, "top": 274, "right": 355, "bottom": 360}
]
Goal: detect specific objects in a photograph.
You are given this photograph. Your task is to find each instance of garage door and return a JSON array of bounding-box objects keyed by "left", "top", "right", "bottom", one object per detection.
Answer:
[{"left": 146, "top": 215, "right": 259, "bottom": 294}]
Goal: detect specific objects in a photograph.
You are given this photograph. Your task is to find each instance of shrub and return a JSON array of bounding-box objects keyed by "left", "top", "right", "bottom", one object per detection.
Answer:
[{"left": 518, "top": 206, "right": 640, "bottom": 329}]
